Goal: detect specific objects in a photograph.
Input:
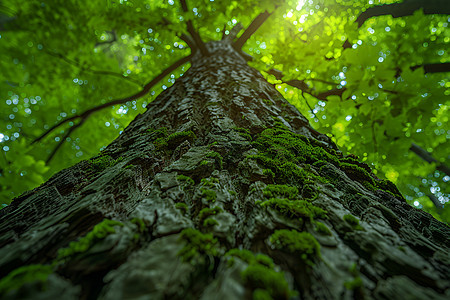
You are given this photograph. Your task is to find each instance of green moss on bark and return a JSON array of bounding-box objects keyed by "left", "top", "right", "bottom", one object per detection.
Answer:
[
  {"left": 177, "top": 174, "right": 195, "bottom": 186},
  {"left": 177, "top": 228, "right": 218, "bottom": 263},
  {"left": 57, "top": 219, "right": 124, "bottom": 261},
  {"left": 260, "top": 198, "right": 327, "bottom": 220},
  {"left": 263, "top": 184, "right": 298, "bottom": 200},
  {"left": 226, "top": 249, "right": 293, "bottom": 300},
  {"left": 0, "top": 264, "right": 53, "bottom": 296},
  {"left": 270, "top": 229, "right": 321, "bottom": 266},
  {"left": 343, "top": 214, "right": 364, "bottom": 230}
]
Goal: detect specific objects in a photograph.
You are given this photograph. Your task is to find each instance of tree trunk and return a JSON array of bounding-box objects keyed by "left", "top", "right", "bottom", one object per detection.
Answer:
[{"left": 0, "top": 40, "right": 449, "bottom": 300}]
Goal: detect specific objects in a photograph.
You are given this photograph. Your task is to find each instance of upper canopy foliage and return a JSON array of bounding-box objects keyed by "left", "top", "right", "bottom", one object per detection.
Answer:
[{"left": 0, "top": 0, "right": 448, "bottom": 222}]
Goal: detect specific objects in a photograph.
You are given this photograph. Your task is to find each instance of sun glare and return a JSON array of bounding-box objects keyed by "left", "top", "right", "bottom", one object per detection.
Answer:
[{"left": 296, "top": 0, "right": 306, "bottom": 10}]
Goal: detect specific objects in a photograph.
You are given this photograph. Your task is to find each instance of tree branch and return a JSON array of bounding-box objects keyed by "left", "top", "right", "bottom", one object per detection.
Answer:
[
  {"left": 225, "top": 22, "right": 243, "bottom": 41},
  {"left": 179, "top": 0, "right": 209, "bottom": 56},
  {"left": 45, "top": 119, "right": 86, "bottom": 164},
  {"left": 268, "top": 69, "right": 344, "bottom": 101},
  {"left": 411, "top": 62, "right": 450, "bottom": 74},
  {"left": 410, "top": 142, "right": 450, "bottom": 176},
  {"left": 33, "top": 54, "right": 193, "bottom": 147},
  {"left": 233, "top": 11, "right": 272, "bottom": 50},
  {"left": 178, "top": 33, "right": 197, "bottom": 52},
  {"left": 356, "top": 0, "right": 450, "bottom": 28}
]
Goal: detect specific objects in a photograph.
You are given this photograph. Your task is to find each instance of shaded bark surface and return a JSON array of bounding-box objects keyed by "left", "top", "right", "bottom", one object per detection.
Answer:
[{"left": 0, "top": 40, "right": 449, "bottom": 300}]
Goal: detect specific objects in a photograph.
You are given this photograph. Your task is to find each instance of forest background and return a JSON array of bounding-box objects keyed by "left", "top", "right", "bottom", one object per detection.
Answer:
[{"left": 0, "top": 0, "right": 448, "bottom": 222}]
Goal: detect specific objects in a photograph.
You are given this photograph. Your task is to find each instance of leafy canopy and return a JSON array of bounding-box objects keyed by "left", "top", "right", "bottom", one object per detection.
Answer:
[{"left": 0, "top": 0, "right": 448, "bottom": 222}]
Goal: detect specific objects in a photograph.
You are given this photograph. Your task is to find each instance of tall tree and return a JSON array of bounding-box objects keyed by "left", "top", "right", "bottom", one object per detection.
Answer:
[
  {"left": 0, "top": 0, "right": 449, "bottom": 298},
  {"left": 0, "top": 0, "right": 448, "bottom": 222}
]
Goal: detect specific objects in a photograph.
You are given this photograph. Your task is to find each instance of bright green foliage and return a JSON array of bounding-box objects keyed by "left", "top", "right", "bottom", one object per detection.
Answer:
[
  {"left": 177, "top": 174, "right": 195, "bottom": 186},
  {"left": 177, "top": 228, "right": 219, "bottom": 263},
  {"left": 57, "top": 219, "right": 123, "bottom": 260},
  {"left": 206, "top": 151, "right": 223, "bottom": 169},
  {"left": 0, "top": 264, "right": 53, "bottom": 296},
  {"left": 201, "top": 189, "right": 217, "bottom": 202},
  {"left": 270, "top": 229, "right": 321, "bottom": 266},
  {"left": 263, "top": 184, "right": 298, "bottom": 200},
  {"left": 260, "top": 198, "right": 327, "bottom": 220},
  {"left": 343, "top": 214, "right": 364, "bottom": 230}
]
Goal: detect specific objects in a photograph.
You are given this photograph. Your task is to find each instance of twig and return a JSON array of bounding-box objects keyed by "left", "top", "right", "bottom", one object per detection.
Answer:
[{"left": 33, "top": 54, "right": 194, "bottom": 146}]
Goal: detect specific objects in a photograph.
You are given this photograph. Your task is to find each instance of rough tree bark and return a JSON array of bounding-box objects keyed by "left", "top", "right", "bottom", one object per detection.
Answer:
[{"left": 0, "top": 39, "right": 449, "bottom": 300}]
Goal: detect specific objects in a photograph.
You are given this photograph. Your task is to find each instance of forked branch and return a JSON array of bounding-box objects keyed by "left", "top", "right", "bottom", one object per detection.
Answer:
[
  {"left": 179, "top": 0, "right": 209, "bottom": 56},
  {"left": 34, "top": 54, "right": 194, "bottom": 161}
]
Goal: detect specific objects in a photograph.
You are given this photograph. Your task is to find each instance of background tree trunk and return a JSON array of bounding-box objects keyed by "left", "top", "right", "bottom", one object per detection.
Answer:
[{"left": 0, "top": 40, "right": 449, "bottom": 300}]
